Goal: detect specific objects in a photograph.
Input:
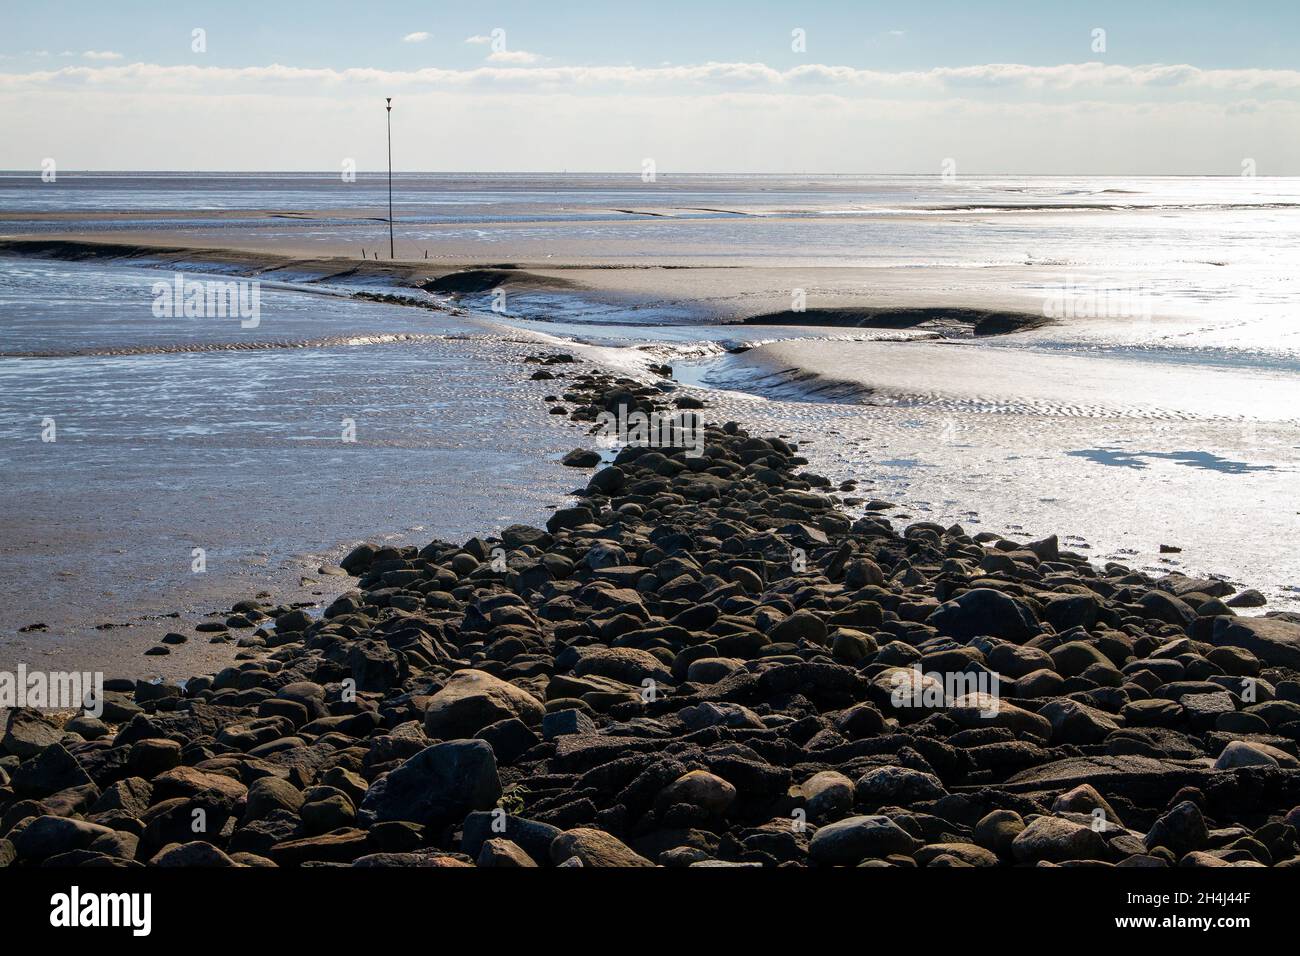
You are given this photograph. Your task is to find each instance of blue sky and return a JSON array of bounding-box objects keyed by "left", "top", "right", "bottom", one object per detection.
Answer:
[
  {"left": 5, "top": 0, "right": 1298, "bottom": 70},
  {"left": 3, "top": 1, "right": 1300, "bottom": 172}
]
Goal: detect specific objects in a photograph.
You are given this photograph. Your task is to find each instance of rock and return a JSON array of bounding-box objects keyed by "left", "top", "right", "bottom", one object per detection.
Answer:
[
  {"left": 855, "top": 766, "right": 947, "bottom": 805},
  {"left": 844, "top": 558, "right": 885, "bottom": 588},
  {"left": 1049, "top": 641, "right": 1113, "bottom": 678},
  {"left": 244, "top": 777, "right": 305, "bottom": 821},
  {"left": 677, "top": 701, "right": 764, "bottom": 732},
  {"left": 13, "top": 815, "right": 114, "bottom": 863},
  {"left": 573, "top": 647, "right": 672, "bottom": 685},
  {"left": 798, "top": 771, "right": 855, "bottom": 821},
  {"left": 340, "top": 543, "right": 377, "bottom": 575},
  {"left": 423, "top": 670, "right": 545, "bottom": 738},
  {"left": 2, "top": 708, "right": 64, "bottom": 758},
  {"left": 1042, "top": 594, "right": 1099, "bottom": 631},
  {"left": 1145, "top": 801, "right": 1209, "bottom": 857},
  {"left": 974, "top": 809, "right": 1025, "bottom": 857},
  {"left": 301, "top": 794, "right": 356, "bottom": 832},
  {"left": 1226, "top": 589, "right": 1266, "bottom": 609},
  {"left": 1121, "top": 698, "right": 1185, "bottom": 728},
  {"left": 1015, "top": 668, "right": 1067, "bottom": 698},
  {"left": 10, "top": 744, "right": 92, "bottom": 797},
  {"left": 562, "top": 448, "right": 602, "bottom": 468},
  {"left": 1039, "top": 699, "right": 1120, "bottom": 745},
  {"left": 127, "top": 738, "right": 182, "bottom": 777},
  {"left": 269, "top": 829, "right": 371, "bottom": 866},
  {"left": 1011, "top": 816, "right": 1108, "bottom": 864},
  {"left": 1212, "top": 616, "right": 1300, "bottom": 668},
  {"left": 928, "top": 588, "right": 1040, "bottom": 642},
  {"left": 546, "top": 506, "right": 595, "bottom": 534},
  {"left": 915, "top": 843, "right": 1000, "bottom": 867},
  {"left": 1206, "top": 646, "right": 1260, "bottom": 676},
  {"left": 359, "top": 739, "right": 501, "bottom": 828},
  {"left": 988, "top": 644, "right": 1054, "bottom": 679},
  {"left": 769, "top": 610, "right": 828, "bottom": 645},
  {"left": 460, "top": 811, "right": 560, "bottom": 864},
  {"left": 831, "top": 628, "right": 877, "bottom": 664},
  {"left": 151, "top": 766, "right": 247, "bottom": 803},
  {"left": 92, "top": 777, "right": 154, "bottom": 817},
  {"left": 808, "top": 815, "right": 920, "bottom": 865},
  {"left": 477, "top": 838, "right": 538, "bottom": 867},
  {"left": 550, "top": 828, "right": 654, "bottom": 867},
  {"left": 542, "top": 708, "right": 597, "bottom": 741},
  {"left": 659, "top": 770, "right": 737, "bottom": 815},
  {"left": 1138, "top": 590, "right": 1196, "bottom": 627},
  {"left": 1052, "top": 784, "right": 1123, "bottom": 828},
  {"left": 151, "top": 841, "right": 238, "bottom": 867},
  {"left": 947, "top": 693, "right": 1052, "bottom": 742},
  {"left": 352, "top": 850, "right": 473, "bottom": 867},
  {"left": 65, "top": 715, "right": 109, "bottom": 740},
  {"left": 1214, "top": 740, "right": 1289, "bottom": 770},
  {"left": 475, "top": 718, "right": 539, "bottom": 764}
]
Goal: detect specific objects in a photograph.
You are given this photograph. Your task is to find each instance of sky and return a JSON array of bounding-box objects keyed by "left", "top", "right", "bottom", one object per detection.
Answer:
[{"left": 2, "top": 0, "right": 1299, "bottom": 173}]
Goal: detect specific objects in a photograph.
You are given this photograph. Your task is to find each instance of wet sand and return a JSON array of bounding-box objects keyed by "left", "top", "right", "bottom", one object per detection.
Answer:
[{"left": 2, "top": 220, "right": 1297, "bottom": 684}]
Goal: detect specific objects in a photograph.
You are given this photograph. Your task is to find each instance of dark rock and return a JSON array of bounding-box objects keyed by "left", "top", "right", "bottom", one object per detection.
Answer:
[
  {"left": 359, "top": 740, "right": 501, "bottom": 827},
  {"left": 809, "top": 815, "right": 920, "bottom": 865},
  {"left": 928, "top": 588, "right": 1040, "bottom": 642},
  {"left": 3, "top": 709, "right": 64, "bottom": 758}
]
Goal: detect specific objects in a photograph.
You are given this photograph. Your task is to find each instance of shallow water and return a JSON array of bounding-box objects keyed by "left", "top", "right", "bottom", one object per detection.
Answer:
[
  {"left": 2, "top": 172, "right": 1299, "bottom": 677},
  {"left": 0, "top": 258, "right": 596, "bottom": 677}
]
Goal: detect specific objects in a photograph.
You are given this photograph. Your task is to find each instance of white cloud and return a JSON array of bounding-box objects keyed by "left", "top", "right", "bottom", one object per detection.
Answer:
[
  {"left": 6, "top": 59, "right": 1300, "bottom": 95},
  {"left": 82, "top": 50, "right": 123, "bottom": 61},
  {"left": 5, "top": 88, "right": 1296, "bottom": 174},
  {"left": 3, "top": 57, "right": 1299, "bottom": 172},
  {"left": 465, "top": 35, "right": 491, "bottom": 45},
  {"left": 486, "top": 49, "right": 541, "bottom": 64},
  {"left": 402, "top": 32, "right": 430, "bottom": 44}
]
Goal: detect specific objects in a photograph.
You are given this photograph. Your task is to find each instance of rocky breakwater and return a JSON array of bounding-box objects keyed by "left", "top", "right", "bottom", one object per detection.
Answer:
[{"left": 3, "top": 367, "right": 1300, "bottom": 868}]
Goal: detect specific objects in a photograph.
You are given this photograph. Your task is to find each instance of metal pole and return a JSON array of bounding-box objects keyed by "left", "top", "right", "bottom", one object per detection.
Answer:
[{"left": 386, "top": 97, "right": 394, "bottom": 259}]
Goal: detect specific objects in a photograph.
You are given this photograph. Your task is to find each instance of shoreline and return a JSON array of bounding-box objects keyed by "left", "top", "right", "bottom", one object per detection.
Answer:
[
  {"left": 3, "top": 359, "right": 1300, "bottom": 868},
  {"left": 3, "top": 237, "right": 1297, "bottom": 682},
  {"left": 0, "top": 233, "right": 1144, "bottom": 328}
]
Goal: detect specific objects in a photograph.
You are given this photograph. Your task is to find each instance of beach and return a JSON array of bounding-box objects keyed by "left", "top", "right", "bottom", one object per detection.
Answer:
[
  {"left": 2, "top": 173, "right": 1298, "bottom": 680},
  {"left": 4, "top": 357, "right": 1300, "bottom": 869},
  {"left": 2, "top": 172, "right": 1300, "bottom": 869}
]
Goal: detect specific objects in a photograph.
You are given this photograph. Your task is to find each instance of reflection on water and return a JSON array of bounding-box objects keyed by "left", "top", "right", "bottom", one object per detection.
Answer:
[{"left": 0, "top": 260, "right": 590, "bottom": 675}]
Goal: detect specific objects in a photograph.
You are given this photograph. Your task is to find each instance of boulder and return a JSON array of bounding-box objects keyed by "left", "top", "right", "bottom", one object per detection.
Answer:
[
  {"left": 809, "top": 815, "right": 920, "bottom": 865},
  {"left": 927, "top": 588, "right": 1040, "bottom": 642},
  {"left": 549, "top": 828, "right": 654, "bottom": 867},
  {"left": 359, "top": 740, "right": 501, "bottom": 828},
  {"left": 423, "top": 670, "right": 545, "bottom": 738},
  {"left": 1212, "top": 617, "right": 1300, "bottom": 668},
  {"left": 1011, "top": 816, "right": 1108, "bottom": 864}
]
